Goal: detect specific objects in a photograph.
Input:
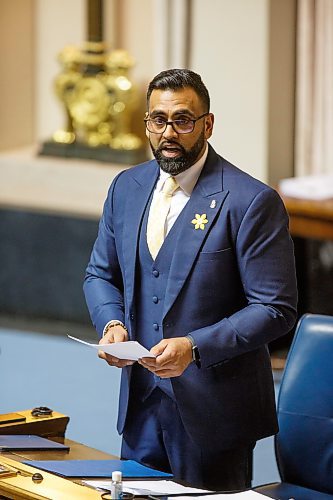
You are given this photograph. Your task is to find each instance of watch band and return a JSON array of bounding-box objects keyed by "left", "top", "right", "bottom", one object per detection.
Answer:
[{"left": 186, "top": 334, "right": 201, "bottom": 368}]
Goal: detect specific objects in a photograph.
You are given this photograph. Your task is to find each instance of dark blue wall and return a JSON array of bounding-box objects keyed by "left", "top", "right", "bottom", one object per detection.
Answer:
[{"left": 0, "top": 209, "right": 99, "bottom": 324}]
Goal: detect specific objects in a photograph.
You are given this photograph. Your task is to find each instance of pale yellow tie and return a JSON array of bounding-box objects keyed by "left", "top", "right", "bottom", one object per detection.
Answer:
[{"left": 147, "top": 176, "right": 179, "bottom": 260}]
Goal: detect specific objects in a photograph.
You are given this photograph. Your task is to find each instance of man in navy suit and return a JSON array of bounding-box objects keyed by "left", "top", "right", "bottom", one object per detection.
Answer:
[{"left": 84, "top": 69, "right": 297, "bottom": 491}]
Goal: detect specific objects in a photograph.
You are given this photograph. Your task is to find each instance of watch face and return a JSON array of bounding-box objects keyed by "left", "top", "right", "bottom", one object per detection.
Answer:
[{"left": 192, "top": 345, "right": 201, "bottom": 367}]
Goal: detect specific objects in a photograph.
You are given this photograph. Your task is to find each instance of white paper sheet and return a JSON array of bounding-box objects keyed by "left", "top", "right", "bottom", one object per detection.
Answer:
[
  {"left": 84, "top": 479, "right": 266, "bottom": 498},
  {"left": 67, "top": 335, "right": 155, "bottom": 361},
  {"left": 84, "top": 479, "right": 210, "bottom": 495},
  {"left": 279, "top": 174, "right": 333, "bottom": 200}
]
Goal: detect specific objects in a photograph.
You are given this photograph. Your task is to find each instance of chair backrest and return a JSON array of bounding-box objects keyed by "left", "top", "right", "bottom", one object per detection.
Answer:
[{"left": 275, "top": 313, "right": 333, "bottom": 494}]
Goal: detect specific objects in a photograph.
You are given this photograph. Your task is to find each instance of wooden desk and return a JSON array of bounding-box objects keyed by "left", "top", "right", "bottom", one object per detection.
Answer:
[
  {"left": 281, "top": 195, "right": 333, "bottom": 241},
  {"left": 281, "top": 194, "right": 333, "bottom": 316},
  {"left": 0, "top": 410, "right": 69, "bottom": 438},
  {"left": 0, "top": 410, "right": 116, "bottom": 498},
  {"left": 0, "top": 437, "right": 116, "bottom": 464},
  {"left": 0, "top": 437, "right": 116, "bottom": 499},
  {"left": 1, "top": 434, "right": 273, "bottom": 498}
]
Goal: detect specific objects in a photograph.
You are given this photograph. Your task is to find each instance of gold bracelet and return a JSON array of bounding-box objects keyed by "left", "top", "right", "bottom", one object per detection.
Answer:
[{"left": 103, "top": 320, "right": 128, "bottom": 337}]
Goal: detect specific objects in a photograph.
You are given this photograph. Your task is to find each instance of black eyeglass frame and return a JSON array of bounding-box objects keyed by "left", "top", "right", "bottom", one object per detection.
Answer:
[{"left": 144, "top": 112, "right": 209, "bottom": 134}]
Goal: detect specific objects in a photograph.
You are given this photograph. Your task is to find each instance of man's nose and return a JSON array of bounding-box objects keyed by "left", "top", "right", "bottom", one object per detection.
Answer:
[{"left": 162, "top": 122, "right": 179, "bottom": 139}]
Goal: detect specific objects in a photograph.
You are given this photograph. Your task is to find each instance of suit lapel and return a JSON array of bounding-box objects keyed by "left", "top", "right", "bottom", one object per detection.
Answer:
[
  {"left": 122, "top": 163, "right": 159, "bottom": 309},
  {"left": 163, "top": 148, "right": 229, "bottom": 318}
]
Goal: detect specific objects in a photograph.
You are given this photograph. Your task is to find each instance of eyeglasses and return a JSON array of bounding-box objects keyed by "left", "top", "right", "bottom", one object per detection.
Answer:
[{"left": 144, "top": 112, "right": 209, "bottom": 134}]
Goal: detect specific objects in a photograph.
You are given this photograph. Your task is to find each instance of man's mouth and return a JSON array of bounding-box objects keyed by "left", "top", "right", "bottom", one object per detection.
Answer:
[{"left": 160, "top": 143, "right": 183, "bottom": 158}]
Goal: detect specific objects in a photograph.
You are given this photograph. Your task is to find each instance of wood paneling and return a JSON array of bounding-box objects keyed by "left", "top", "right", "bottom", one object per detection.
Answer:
[{"left": 0, "top": 0, "right": 35, "bottom": 150}]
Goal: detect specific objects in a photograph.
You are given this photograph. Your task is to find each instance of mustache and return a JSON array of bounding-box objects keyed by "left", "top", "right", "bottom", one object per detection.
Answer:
[{"left": 156, "top": 140, "right": 186, "bottom": 154}]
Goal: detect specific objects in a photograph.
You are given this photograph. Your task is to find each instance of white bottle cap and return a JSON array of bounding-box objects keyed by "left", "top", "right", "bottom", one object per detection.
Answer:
[{"left": 112, "top": 470, "right": 122, "bottom": 482}]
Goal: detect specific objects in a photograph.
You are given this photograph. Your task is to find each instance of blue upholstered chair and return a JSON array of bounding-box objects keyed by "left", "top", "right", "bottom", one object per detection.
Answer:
[{"left": 256, "top": 314, "right": 333, "bottom": 500}]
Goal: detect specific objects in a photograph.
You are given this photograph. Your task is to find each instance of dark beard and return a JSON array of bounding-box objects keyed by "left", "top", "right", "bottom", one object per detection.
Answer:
[{"left": 149, "top": 131, "right": 206, "bottom": 175}]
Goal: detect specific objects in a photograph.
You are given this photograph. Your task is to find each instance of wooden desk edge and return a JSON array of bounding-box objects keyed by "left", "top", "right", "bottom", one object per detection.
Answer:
[{"left": 281, "top": 194, "right": 333, "bottom": 220}]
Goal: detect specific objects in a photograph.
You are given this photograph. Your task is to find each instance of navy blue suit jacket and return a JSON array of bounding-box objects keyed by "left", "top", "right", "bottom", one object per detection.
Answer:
[{"left": 84, "top": 145, "right": 297, "bottom": 450}]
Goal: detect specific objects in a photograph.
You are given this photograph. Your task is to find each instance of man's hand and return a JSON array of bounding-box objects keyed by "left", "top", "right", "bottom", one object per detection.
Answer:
[
  {"left": 98, "top": 325, "right": 134, "bottom": 368},
  {"left": 138, "top": 337, "right": 193, "bottom": 377}
]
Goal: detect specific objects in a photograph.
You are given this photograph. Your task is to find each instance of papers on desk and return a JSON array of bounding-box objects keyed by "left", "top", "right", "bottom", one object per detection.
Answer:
[
  {"left": 85, "top": 479, "right": 210, "bottom": 495},
  {"left": 279, "top": 174, "right": 333, "bottom": 200},
  {"left": 67, "top": 335, "right": 155, "bottom": 361},
  {"left": 85, "top": 480, "right": 266, "bottom": 498}
]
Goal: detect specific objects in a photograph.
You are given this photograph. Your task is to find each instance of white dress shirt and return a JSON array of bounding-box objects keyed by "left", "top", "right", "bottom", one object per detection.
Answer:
[{"left": 148, "top": 144, "right": 209, "bottom": 236}]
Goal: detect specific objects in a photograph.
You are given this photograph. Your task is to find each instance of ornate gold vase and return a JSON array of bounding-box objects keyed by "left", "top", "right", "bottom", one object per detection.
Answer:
[{"left": 39, "top": 43, "right": 147, "bottom": 165}]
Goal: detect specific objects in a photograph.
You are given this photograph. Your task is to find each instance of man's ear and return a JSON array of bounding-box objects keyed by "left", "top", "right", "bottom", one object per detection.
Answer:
[{"left": 205, "top": 113, "right": 214, "bottom": 140}]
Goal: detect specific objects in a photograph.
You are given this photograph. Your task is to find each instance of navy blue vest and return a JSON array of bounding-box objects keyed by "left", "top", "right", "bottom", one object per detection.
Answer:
[{"left": 131, "top": 197, "right": 185, "bottom": 401}]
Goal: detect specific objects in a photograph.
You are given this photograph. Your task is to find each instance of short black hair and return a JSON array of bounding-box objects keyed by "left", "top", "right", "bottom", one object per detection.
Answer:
[{"left": 147, "top": 68, "right": 210, "bottom": 112}]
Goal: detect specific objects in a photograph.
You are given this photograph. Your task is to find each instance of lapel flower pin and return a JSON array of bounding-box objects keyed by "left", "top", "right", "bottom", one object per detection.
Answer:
[{"left": 191, "top": 213, "right": 208, "bottom": 230}]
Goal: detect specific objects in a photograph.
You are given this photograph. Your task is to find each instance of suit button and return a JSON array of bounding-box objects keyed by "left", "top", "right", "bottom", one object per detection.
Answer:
[
  {"left": 152, "top": 269, "right": 159, "bottom": 277},
  {"left": 152, "top": 296, "right": 158, "bottom": 303},
  {"left": 153, "top": 323, "right": 159, "bottom": 331},
  {"left": 130, "top": 313, "right": 134, "bottom": 320}
]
